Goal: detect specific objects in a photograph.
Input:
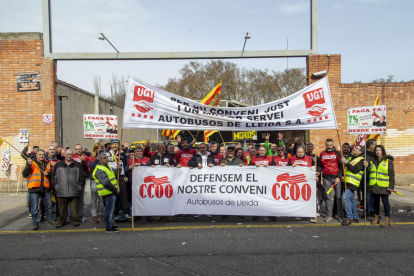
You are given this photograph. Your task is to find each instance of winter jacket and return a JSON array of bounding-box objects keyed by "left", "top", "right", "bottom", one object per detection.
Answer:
[
  {"left": 220, "top": 157, "right": 244, "bottom": 166},
  {"left": 369, "top": 156, "right": 395, "bottom": 195},
  {"left": 150, "top": 153, "right": 175, "bottom": 166},
  {"left": 22, "top": 160, "right": 51, "bottom": 193},
  {"left": 51, "top": 160, "right": 86, "bottom": 198},
  {"left": 188, "top": 154, "right": 216, "bottom": 167},
  {"left": 343, "top": 154, "right": 365, "bottom": 191},
  {"left": 93, "top": 164, "right": 118, "bottom": 199}
]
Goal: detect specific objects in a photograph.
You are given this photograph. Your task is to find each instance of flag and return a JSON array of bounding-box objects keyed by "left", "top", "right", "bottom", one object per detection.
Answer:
[
  {"left": 161, "top": 130, "right": 171, "bottom": 137},
  {"left": 351, "top": 93, "right": 381, "bottom": 149},
  {"left": 0, "top": 137, "right": 4, "bottom": 147},
  {"left": 202, "top": 81, "right": 222, "bottom": 143}
]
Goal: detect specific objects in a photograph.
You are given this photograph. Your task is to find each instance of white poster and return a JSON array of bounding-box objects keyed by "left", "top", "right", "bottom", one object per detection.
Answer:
[
  {"left": 83, "top": 114, "right": 118, "bottom": 139},
  {"left": 19, "top": 129, "right": 29, "bottom": 143},
  {"left": 347, "top": 105, "right": 387, "bottom": 134},
  {"left": 132, "top": 166, "right": 316, "bottom": 217},
  {"left": 123, "top": 77, "right": 338, "bottom": 131}
]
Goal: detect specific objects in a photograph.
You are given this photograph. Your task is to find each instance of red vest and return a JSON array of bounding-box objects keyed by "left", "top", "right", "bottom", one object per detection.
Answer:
[
  {"left": 273, "top": 155, "right": 290, "bottom": 166},
  {"left": 176, "top": 149, "right": 197, "bottom": 167},
  {"left": 250, "top": 155, "right": 273, "bottom": 166},
  {"left": 290, "top": 155, "right": 313, "bottom": 167},
  {"left": 212, "top": 153, "right": 223, "bottom": 165},
  {"left": 320, "top": 150, "right": 340, "bottom": 175}
]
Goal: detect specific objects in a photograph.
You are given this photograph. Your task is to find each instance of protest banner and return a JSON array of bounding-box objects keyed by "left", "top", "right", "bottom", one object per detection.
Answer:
[
  {"left": 347, "top": 105, "right": 387, "bottom": 134},
  {"left": 123, "top": 77, "right": 337, "bottom": 131},
  {"left": 83, "top": 114, "right": 118, "bottom": 139},
  {"left": 132, "top": 166, "right": 316, "bottom": 217}
]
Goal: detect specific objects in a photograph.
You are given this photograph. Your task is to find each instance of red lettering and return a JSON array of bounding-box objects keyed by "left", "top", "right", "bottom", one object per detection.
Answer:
[
  {"left": 272, "top": 183, "right": 280, "bottom": 200},
  {"left": 301, "top": 184, "right": 311, "bottom": 201},
  {"left": 165, "top": 185, "right": 173, "bottom": 198},
  {"left": 281, "top": 183, "right": 290, "bottom": 200},
  {"left": 139, "top": 184, "right": 147, "bottom": 198},
  {"left": 303, "top": 88, "right": 325, "bottom": 108},
  {"left": 290, "top": 183, "right": 300, "bottom": 201},
  {"left": 155, "top": 184, "right": 163, "bottom": 198},
  {"left": 147, "top": 184, "right": 154, "bottom": 198}
]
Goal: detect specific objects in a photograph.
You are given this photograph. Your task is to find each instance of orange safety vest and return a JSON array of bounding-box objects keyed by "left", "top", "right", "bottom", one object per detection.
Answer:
[{"left": 28, "top": 162, "right": 51, "bottom": 189}]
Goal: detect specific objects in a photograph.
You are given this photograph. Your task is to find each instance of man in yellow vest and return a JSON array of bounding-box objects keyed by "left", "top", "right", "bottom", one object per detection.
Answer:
[
  {"left": 340, "top": 145, "right": 365, "bottom": 226},
  {"left": 93, "top": 152, "right": 120, "bottom": 233}
]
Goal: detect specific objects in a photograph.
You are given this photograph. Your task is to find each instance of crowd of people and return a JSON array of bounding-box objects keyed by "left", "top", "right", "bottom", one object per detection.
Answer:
[{"left": 22, "top": 132, "right": 395, "bottom": 233}]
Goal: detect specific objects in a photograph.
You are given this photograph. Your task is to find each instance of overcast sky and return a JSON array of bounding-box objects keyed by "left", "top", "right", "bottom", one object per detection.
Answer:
[{"left": 1, "top": 0, "right": 413, "bottom": 97}]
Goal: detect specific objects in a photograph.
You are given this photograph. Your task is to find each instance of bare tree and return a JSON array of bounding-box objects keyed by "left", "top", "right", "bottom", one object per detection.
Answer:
[{"left": 93, "top": 75, "right": 102, "bottom": 96}]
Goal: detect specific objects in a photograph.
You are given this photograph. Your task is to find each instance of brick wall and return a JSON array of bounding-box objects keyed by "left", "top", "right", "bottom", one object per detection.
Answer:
[
  {"left": 0, "top": 32, "right": 57, "bottom": 189},
  {"left": 307, "top": 54, "right": 414, "bottom": 180}
]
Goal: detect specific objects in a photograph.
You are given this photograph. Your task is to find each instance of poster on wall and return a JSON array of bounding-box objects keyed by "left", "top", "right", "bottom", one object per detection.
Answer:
[
  {"left": 43, "top": 114, "right": 52, "bottom": 125},
  {"left": 17, "top": 72, "right": 41, "bottom": 92},
  {"left": 83, "top": 114, "right": 118, "bottom": 139},
  {"left": 347, "top": 105, "right": 387, "bottom": 134},
  {"left": 19, "top": 129, "right": 29, "bottom": 143}
]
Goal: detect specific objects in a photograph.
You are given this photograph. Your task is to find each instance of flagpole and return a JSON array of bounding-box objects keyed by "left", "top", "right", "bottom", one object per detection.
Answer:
[
  {"left": 364, "top": 135, "right": 367, "bottom": 226},
  {"left": 336, "top": 129, "right": 347, "bottom": 190},
  {"left": 116, "top": 129, "right": 123, "bottom": 190},
  {"left": 218, "top": 131, "right": 226, "bottom": 146}
]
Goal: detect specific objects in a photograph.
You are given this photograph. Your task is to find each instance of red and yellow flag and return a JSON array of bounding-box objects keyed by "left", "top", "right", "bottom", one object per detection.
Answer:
[
  {"left": 351, "top": 93, "right": 381, "bottom": 149},
  {"left": 203, "top": 81, "right": 222, "bottom": 143}
]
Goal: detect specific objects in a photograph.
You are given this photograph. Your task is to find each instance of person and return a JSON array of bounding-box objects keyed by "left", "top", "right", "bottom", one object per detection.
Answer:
[
  {"left": 70, "top": 144, "right": 90, "bottom": 222},
  {"left": 88, "top": 143, "right": 105, "bottom": 223},
  {"left": 361, "top": 139, "right": 377, "bottom": 218},
  {"left": 105, "top": 143, "right": 111, "bottom": 152},
  {"left": 287, "top": 138, "right": 299, "bottom": 157},
  {"left": 166, "top": 143, "right": 178, "bottom": 165},
  {"left": 44, "top": 144, "right": 60, "bottom": 221},
  {"left": 306, "top": 142, "right": 326, "bottom": 216},
  {"left": 273, "top": 145, "right": 290, "bottom": 166},
  {"left": 22, "top": 150, "right": 53, "bottom": 230},
  {"left": 220, "top": 146, "right": 244, "bottom": 167},
  {"left": 52, "top": 149, "right": 85, "bottom": 228},
  {"left": 176, "top": 137, "right": 198, "bottom": 168},
  {"left": 209, "top": 141, "right": 223, "bottom": 165},
  {"left": 242, "top": 140, "right": 255, "bottom": 162},
  {"left": 109, "top": 139, "right": 131, "bottom": 221},
  {"left": 143, "top": 139, "right": 157, "bottom": 158},
  {"left": 123, "top": 141, "right": 130, "bottom": 151},
  {"left": 366, "top": 145, "right": 395, "bottom": 228},
  {"left": 374, "top": 115, "right": 386, "bottom": 126},
  {"left": 219, "top": 145, "right": 226, "bottom": 157},
  {"left": 249, "top": 146, "right": 274, "bottom": 167},
  {"left": 174, "top": 145, "right": 180, "bottom": 153},
  {"left": 305, "top": 143, "right": 315, "bottom": 161},
  {"left": 246, "top": 147, "right": 257, "bottom": 165},
  {"left": 188, "top": 143, "right": 216, "bottom": 219},
  {"left": 288, "top": 146, "right": 316, "bottom": 223},
  {"left": 235, "top": 148, "right": 246, "bottom": 165},
  {"left": 340, "top": 145, "right": 365, "bottom": 226},
  {"left": 93, "top": 153, "right": 121, "bottom": 233},
  {"left": 264, "top": 133, "right": 285, "bottom": 156},
  {"left": 22, "top": 145, "right": 38, "bottom": 160},
  {"left": 150, "top": 143, "right": 175, "bottom": 167},
  {"left": 317, "top": 139, "right": 344, "bottom": 222}
]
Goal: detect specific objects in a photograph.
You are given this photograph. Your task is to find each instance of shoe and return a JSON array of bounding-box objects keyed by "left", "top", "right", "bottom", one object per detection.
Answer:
[
  {"left": 55, "top": 222, "right": 65, "bottom": 228},
  {"left": 47, "top": 221, "right": 54, "bottom": 226},
  {"left": 252, "top": 216, "right": 259, "bottom": 221},
  {"left": 342, "top": 219, "right": 352, "bottom": 226},
  {"left": 176, "top": 215, "right": 183, "bottom": 219},
  {"left": 309, "top": 218, "right": 316, "bottom": 223},
  {"left": 73, "top": 221, "right": 80, "bottom": 227},
  {"left": 147, "top": 216, "right": 153, "bottom": 222},
  {"left": 194, "top": 215, "right": 200, "bottom": 219},
  {"left": 296, "top": 217, "right": 301, "bottom": 221},
  {"left": 114, "top": 215, "right": 120, "bottom": 221},
  {"left": 167, "top": 216, "right": 174, "bottom": 222},
  {"left": 357, "top": 205, "right": 363, "bottom": 210},
  {"left": 112, "top": 225, "right": 120, "bottom": 230},
  {"left": 33, "top": 224, "right": 39, "bottom": 230},
  {"left": 371, "top": 214, "right": 380, "bottom": 225},
  {"left": 98, "top": 215, "right": 104, "bottom": 221},
  {"left": 221, "top": 215, "right": 229, "bottom": 219},
  {"left": 207, "top": 215, "right": 212, "bottom": 219},
  {"left": 352, "top": 219, "right": 359, "bottom": 223},
  {"left": 338, "top": 217, "right": 344, "bottom": 223},
  {"left": 92, "top": 216, "right": 99, "bottom": 224},
  {"left": 324, "top": 216, "right": 332, "bottom": 222},
  {"left": 125, "top": 214, "right": 132, "bottom": 220},
  {"left": 82, "top": 217, "right": 88, "bottom": 222},
  {"left": 156, "top": 216, "right": 162, "bottom": 221},
  {"left": 105, "top": 228, "right": 119, "bottom": 233},
  {"left": 380, "top": 216, "right": 391, "bottom": 228},
  {"left": 269, "top": 216, "right": 277, "bottom": 221}
]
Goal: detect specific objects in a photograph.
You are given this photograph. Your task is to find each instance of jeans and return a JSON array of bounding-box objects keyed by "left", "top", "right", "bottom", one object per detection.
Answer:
[
  {"left": 343, "top": 189, "right": 359, "bottom": 220},
  {"left": 104, "top": 195, "right": 117, "bottom": 230},
  {"left": 90, "top": 179, "right": 104, "bottom": 217},
  {"left": 373, "top": 194, "right": 391, "bottom": 217},
  {"left": 29, "top": 191, "right": 52, "bottom": 225},
  {"left": 114, "top": 176, "right": 129, "bottom": 216},
  {"left": 323, "top": 177, "right": 343, "bottom": 218}
]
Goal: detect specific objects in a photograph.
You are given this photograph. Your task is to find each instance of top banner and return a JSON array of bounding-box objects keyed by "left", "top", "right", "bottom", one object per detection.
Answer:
[
  {"left": 347, "top": 105, "right": 386, "bottom": 135},
  {"left": 123, "top": 77, "right": 338, "bottom": 131}
]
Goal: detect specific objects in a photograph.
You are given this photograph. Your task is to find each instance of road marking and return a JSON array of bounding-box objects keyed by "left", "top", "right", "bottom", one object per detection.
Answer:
[{"left": 1, "top": 222, "right": 414, "bottom": 234}]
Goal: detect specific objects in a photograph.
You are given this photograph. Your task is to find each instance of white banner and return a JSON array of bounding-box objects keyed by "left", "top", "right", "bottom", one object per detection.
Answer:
[
  {"left": 347, "top": 105, "right": 386, "bottom": 134},
  {"left": 132, "top": 166, "right": 316, "bottom": 217},
  {"left": 123, "top": 77, "right": 337, "bottom": 131},
  {"left": 83, "top": 114, "right": 118, "bottom": 139}
]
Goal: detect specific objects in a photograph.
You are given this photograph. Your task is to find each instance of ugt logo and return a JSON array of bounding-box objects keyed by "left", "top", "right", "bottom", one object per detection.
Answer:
[
  {"left": 303, "top": 88, "right": 327, "bottom": 117},
  {"left": 139, "top": 175, "right": 173, "bottom": 198},
  {"left": 133, "top": 86, "right": 155, "bottom": 113},
  {"left": 272, "top": 173, "right": 311, "bottom": 201}
]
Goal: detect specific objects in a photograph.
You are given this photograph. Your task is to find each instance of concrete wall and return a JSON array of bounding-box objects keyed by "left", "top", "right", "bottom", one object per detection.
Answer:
[{"left": 57, "top": 81, "right": 158, "bottom": 150}]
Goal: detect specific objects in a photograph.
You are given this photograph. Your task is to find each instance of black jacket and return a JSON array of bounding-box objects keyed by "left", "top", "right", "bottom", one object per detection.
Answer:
[
  {"left": 51, "top": 160, "right": 86, "bottom": 198},
  {"left": 188, "top": 154, "right": 216, "bottom": 167},
  {"left": 344, "top": 154, "right": 365, "bottom": 191},
  {"left": 150, "top": 153, "right": 175, "bottom": 166}
]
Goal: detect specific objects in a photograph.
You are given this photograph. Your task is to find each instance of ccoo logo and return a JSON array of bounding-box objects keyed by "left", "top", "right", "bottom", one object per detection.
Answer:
[
  {"left": 272, "top": 173, "right": 311, "bottom": 201},
  {"left": 139, "top": 175, "right": 173, "bottom": 198},
  {"left": 133, "top": 86, "right": 155, "bottom": 113}
]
